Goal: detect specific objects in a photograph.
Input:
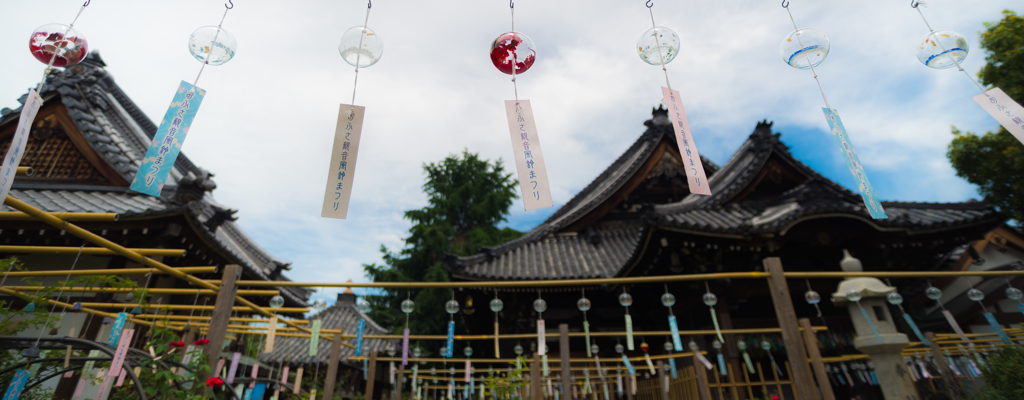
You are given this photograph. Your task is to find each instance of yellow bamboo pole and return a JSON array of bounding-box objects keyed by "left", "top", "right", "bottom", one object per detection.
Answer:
[
  {"left": 73, "top": 303, "right": 308, "bottom": 313},
  {"left": 0, "top": 212, "right": 118, "bottom": 221},
  {"left": 0, "top": 287, "right": 168, "bottom": 330},
  {"left": 0, "top": 245, "right": 183, "bottom": 256},
  {"left": 2, "top": 286, "right": 279, "bottom": 296},
  {"left": 0, "top": 266, "right": 216, "bottom": 277},
  {"left": 2, "top": 195, "right": 321, "bottom": 345},
  {"left": 350, "top": 352, "right": 705, "bottom": 364},
  {"left": 220, "top": 270, "right": 1024, "bottom": 289},
  {"left": 15, "top": 167, "right": 33, "bottom": 177},
  {"left": 130, "top": 315, "right": 305, "bottom": 324}
]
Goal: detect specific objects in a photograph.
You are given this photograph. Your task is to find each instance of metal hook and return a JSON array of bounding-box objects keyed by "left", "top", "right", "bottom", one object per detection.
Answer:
[
  {"left": 910, "top": 0, "right": 920, "bottom": 8},
  {"left": 225, "top": 0, "right": 233, "bottom": 9},
  {"left": 781, "top": 0, "right": 789, "bottom": 7},
  {"left": 368, "top": 0, "right": 372, "bottom": 8},
  {"left": 82, "top": 0, "right": 90, "bottom": 6},
  {"left": 509, "top": 0, "right": 513, "bottom": 8},
  {"left": 646, "top": 0, "right": 653, "bottom": 8}
]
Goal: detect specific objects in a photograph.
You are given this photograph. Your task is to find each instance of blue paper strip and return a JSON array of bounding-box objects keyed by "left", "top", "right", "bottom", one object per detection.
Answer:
[
  {"left": 2, "top": 369, "right": 29, "bottom": 400},
  {"left": 242, "top": 387, "right": 252, "bottom": 400},
  {"left": 668, "top": 358, "right": 677, "bottom": 379},
  {"left": 821, "top": 108, "right": 886, "bottom": 219},
  {"left": 1018, "top": 303, "right": 1024, "bottom": 317},
  {"left": 250, "top": 382, "right": 267, "bottom": 400},
  {"left": 869, "top": 371, "right": 878, "bottom": 385},
  {"left": 621, "top": 355, "right": 635, "bottom": 377},
  {"left": 355, "top": 319, "right": 365, "bottom": 356},
  {"left": 363, "top": 359, "right": 368, "bottom": 380},
  {"left": 716, "top": 353, "right": 727, "bottom": 376},
  {"left": 983, "top": 313, "right": 1013, "bottom": 345},
  {"left": 858, "top": 305, "right": 882, "bottom": 342},
  {"left": 446, "top": 321, "right": 455, "bottom": 358},
  {"left": 901, "top": 313, "right": 930, "bottom": 346},
  {"left": 131, "top": 81, "right": 206, "bottom": 196},
  {"left": 107, "top": 312, "right": 127, "bottom": 347},
  {"left": 668, "top": 316, "right": 682, "bottom": 351}
]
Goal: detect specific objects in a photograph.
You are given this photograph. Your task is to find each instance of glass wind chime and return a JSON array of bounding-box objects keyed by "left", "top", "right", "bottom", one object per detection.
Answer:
[
  {"left": 130, "top": 1, "right": 239, "bottom": 197},
  {"left": 882, "top": 285, "right": 931, "bottom": 346},
  {"left": 492, "top": 0, "right": 552, "bottom": 211},
  {"left": 779, "top": 0, "right": 886, "bottom": 219},
  {"left": 534, "top": 291, "right": 547, "bottom": 369},
  {"left": 321, "top": 0, "right": 383, "bottom": 220},
  {"left": 402, "top": 294, "right": 415, "bottom": 365},
  {"left": 964, "top": 286, "right": 1013, "bottom": 345},
  {"left": 923, "top": 284, "right": 973, "bottom": 344},
  {"left": 490, "top": 292, "right": 503, "bottom": 357},
  {"left": 356, "top": 295, "right": 372, "bottom": 377},
  {"left": 637, "top": 1, "right": 711, "bottom": 196},
  {"left": 3, "top": 1, "right": 94, "bottom": 204},
  {"left": 909, "top": 1, "right": 1024, "bottom": 145}
]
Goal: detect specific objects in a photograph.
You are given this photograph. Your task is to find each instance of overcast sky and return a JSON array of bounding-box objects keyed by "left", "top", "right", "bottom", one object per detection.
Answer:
[{"left": 2, "top": 1, "right": 1019, "bottom": 301}]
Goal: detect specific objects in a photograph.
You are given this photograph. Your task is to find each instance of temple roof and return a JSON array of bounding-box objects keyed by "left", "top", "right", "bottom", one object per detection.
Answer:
[
  {"left": 447, "top": 110, "right": 1003, "bottom": 281},
  {"left": 260, "top": 294, "right": 391, "bottom": 366},
  {"left": 0, "top": 52, "right": 310, "bottom": 305}
]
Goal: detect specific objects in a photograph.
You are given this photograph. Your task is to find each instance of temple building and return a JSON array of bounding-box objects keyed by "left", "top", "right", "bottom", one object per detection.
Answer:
[{"left": 444, "top": 107, "right": 1019, "bottom": 399}]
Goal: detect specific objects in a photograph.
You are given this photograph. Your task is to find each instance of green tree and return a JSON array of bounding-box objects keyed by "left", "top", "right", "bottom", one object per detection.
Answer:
[
  {"left": 948, "top": 10, "right": 1024, "bottom": 227},
  {"left": 364, "top": 150, "right": 522, "bottom": 339}
]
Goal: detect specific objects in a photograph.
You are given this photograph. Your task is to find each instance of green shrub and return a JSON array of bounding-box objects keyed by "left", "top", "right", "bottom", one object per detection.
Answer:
[{"left": 979, "top": 345, "right": 1024, "bottom": 400}]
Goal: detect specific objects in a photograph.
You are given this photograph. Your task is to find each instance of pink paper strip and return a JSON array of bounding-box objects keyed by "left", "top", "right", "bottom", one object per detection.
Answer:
[
  {"left": 661, "top": 87, "right": 711, "bottom": 195},
  {"left": 281, "top": 366, "right": 290, "bottom": 391},
  {"left": 942, "top": 310, "right": 971, "bottom": 343},
  {"left": 109, "top": 329, "right": 135, "bottom": 376},
  {"left": 227, "top": 352, "right": 241, "bottom": 384},
  {"left": 321, "top": 104, "right": 365, "bottom": 219},
  {"left": 116, "top": 367, "right": 126, "bottom": 387},
  {"left": 250, "top": 364, "right": 259, "bottom": 388},
  {"left": 74, "top": 376, "right": 86, "bottom": 397},
  {"left": 96, "top": 369, "right": 114, "bottom": 400},
  {"left": 504, "top": 100, "right": 553, "bottom": 211},
  {"left": 973, "top": 88, "right": 1024, "bottom": 145},
  {"left": 402, "top": 328, "right": 410, "bottom": 366},
  {"left": 216, "top": 358, "right": 225, "bottom": 378},
  {"left": 464, "top": 360, "right": 471, "bottom": 382}
]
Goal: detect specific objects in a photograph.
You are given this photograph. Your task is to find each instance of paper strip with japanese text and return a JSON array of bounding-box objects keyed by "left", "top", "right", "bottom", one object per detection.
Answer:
[
  {"left": 107, "top": 312, "right": 127, "bottom": 347},
  {"left": 504, "top": 100, "right": 553, "bottom": 211},
  {"left": 109, "top": 329, "right": 135, "bottom": 376},
  {"left": 821, "top": 108, "right": 886, "bottom": 219},
  {"left": 973, "top": 88, "right": 1024, "bottom": 145},
  {"left": 0, "top": 90, "right": 42, "bottom": 202},
  {"left": 265, "top": 316, "right": 278, "bottom": 353},
  {"left": 661, "top": 87, "right": 711, "bottom": 196},
  {"left": 131, "top": 81, "right": 206, "bottom": 196},
  {"left": 321, "top": 104, "right": 364, "bottom": 219},
  {"left": 2, "top": 369, "right": 29, "bottom": 400}
]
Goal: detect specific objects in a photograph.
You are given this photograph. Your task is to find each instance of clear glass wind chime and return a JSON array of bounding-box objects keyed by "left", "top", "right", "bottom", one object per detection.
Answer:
[
  {"left": 321, "top": 0, "right": 383, "bottom": 220},
  {"left": 909, "top": 1, "right": 1024, "bottom": 145},
  {"left": 128, "top": 1, "right": 239, "bottom": 197},
  {"left": 779, "top": 0, "right": 886, "bottom": 220},
  {"left": 637, "top": 1, "right": 711, "bottom": 197}
]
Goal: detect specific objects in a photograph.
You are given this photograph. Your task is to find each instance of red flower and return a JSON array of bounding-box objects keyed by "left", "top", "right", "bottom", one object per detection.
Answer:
[
  {"left": 194, "top": 338, "right": 210, "bottom": 345},
  {"left": 169, "top": 340, "right": 185, "bottom": 348},
  {"left": 206, "top": 377, "right": 224, "bottom": 387}
]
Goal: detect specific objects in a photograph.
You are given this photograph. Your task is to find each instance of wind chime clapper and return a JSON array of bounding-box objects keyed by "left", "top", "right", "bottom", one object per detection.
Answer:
[
  {"left": 909, "top": 1, "right": 1024, "bottom": 145},
  {"left": 638, "top": 0, "right": 711, "bottom": 196},
  {"left": 128, "top": 1, "right": 237, "bottom": 197},
  {"left": 322, "top": 0, "right": 380, "bottom": 220},
  {"left": 493, "top": 0, "right": 552, "bottom": 211},
  {"left": 779, "top": 0, "right": 886, "bottom": 219}
]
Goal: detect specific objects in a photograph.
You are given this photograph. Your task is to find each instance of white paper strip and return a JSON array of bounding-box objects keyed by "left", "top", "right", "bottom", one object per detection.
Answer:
[
  {"left": 504, "top": 100, "right": 553, "bottom": 210},
  {"left": 661, "top": 87, "right": 711, "bottom": 196},
  {"left": 537, "top": 319, "right": 546, "bottom": 356},
  {"left": 942, "top": 310, "right": 971, "bottom": 343},
  {"left": 265, "top": 316, "right": 278, "bottom": 353},
  {"left": 973, "top": 88, "right": 1024, "bottom": 144},
  {"left": 0, "top": 89, "right": 42, "bottom": 201},
  {"left": 321, "top": 104, "right": 365, "bottom": 219}
]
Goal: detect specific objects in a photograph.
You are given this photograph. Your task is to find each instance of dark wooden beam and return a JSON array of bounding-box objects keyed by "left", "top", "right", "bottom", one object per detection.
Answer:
[
  {"left": 204, "top": 264, "right": 240, "bottom": 380},
  {"left": 799, "top": 318, "right": 835, "bottom": 400},
  {"left": 323, "top": 332, "right": 344, "bottom": 400},
  {"left": 560, "top": 324, "right": 570, "bottom": 400},
  {"left": 762, "top": 257, "right": 817, "bottom": 400}
]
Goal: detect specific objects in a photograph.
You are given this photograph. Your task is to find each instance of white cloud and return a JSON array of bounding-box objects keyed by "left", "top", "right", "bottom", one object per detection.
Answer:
[{"left": 1, "top": 0, "right": 1017, "bottom": 285}]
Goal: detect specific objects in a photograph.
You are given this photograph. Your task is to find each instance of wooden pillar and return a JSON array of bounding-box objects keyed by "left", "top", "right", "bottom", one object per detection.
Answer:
[
  {"left": 799, "top": 318, "right": 835, "bottom": 400},
  {"left": 323, "top": 333, "right": 344, "bottom": 400},
  {"left": 716, "top": 296, "right": 748, "bottom": 400},
  {"left": 205, "top": 264, "right": 240, "bottom": 378},
  {"left": 560, "top": 324, "right": 571, "bottom": 400},
  {"left": 396, "top": 363, "right": 406, "bottom": 399},
  {"left": 657, "top": 360, "right": 669, "bottom": 400},
  {"left": 762, "top": 257, "right": 817, "bottom": 400},
  {"left": 532, "top": 353, "right": 542, "bottom": 400},
  {"left": 625, "top": 368, "right": 634, "bottom": 400},
  {"left": 926, "top": 332, "right": 961, "bottom": 399},
  {"left": 365, "top": 352, "right": 380, "bottom": 400},
  {"left": 692, "top": 355, "right": 710, "bottom": 400}
]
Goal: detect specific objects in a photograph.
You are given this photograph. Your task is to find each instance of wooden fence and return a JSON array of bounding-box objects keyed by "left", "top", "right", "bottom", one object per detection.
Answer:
[{"left": 636, "top": 361, "right": 801, "bottom": 400}]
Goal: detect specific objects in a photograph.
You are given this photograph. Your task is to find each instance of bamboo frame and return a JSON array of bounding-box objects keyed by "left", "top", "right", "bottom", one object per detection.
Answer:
[
  {"left": 0, "top": 211, "right": 117, "bottom": 221},
  {"left": 0, "top": 245, "right": 183, "bottom": 256},
  {"left": 0, "top": 266, "right": 216, "bottom": 277},
  {"left": 351, "top": 352, "right": 705, "bottom": 364},
  {"left": 2, "top": 286, "right": 279, "bottom": 296},
  {"left": 72, "top": 303, "right": 308, "bottom": 313},
  {"left": 197, "top": 326, "right": 826, "bottom": 341},
  {"left": 16, "top": 167, "right": 32, "bottom": 177},
  {"left": 221, "top": 269, "right": 1024, "bottom": 289},
  {"left": 2, "top": 195, "right": 328, "bottom": 346},
  {"left": 0, "top": 286, "right": 161, "bottom": 329}
]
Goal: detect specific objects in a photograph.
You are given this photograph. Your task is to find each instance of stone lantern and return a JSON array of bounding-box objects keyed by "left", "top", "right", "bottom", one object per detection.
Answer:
[{"left": 831, "top": 250, "right": 919, "bottom": 400}]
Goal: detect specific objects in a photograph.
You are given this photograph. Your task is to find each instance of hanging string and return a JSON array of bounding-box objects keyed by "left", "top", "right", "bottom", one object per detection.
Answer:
[
  {"left": 782, "top": 2, "right": 832, "bottom": 111},
  {"left": 646, "top": 2, "right": 673, "bottom": 92},
  {"left": 510, "top": 0, "right": 519, "bottom": 103},
  {"left": 192, "top": 3, "right": 234, "bottom": 90},
  {"left": 36, "top": 0, "right": 92, "bottom": 94},
  {"left": 911, "top": 1, "right": 988, "bottom": 95},
  {"left": 351, "top": 1, "right": 373, "bottom": 108},
  {"left": 31, "top": 242, "right": 86, "bottom": 347},
  {"left": 185, "top": 289, "right": 203, "bottom": 331}
]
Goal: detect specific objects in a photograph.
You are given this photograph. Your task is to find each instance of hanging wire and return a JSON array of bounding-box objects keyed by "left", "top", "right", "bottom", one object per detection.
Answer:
[
  {"left": 910, "top": 2, "right": 988, "bottom": 95},
  {"left": 510, "top": 0, "right": 519, "bottom": 103},
  {"left": 350, "top": 2, "right": 373, "bottom": 108},
  {"left": 782, "top": 2, "right": 833, "bottom": 110},
  {"left": 33, "top": 242, "right": 86, "bottom": 346}
]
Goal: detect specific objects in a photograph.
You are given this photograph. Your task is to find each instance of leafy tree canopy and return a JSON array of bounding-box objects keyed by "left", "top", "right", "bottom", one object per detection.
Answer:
[
  {"left": 948, "top": 10, "right": 1024, "bottom": 227},
  {"left": 363, "top": 150, "right": 522, "bottom": 343}
]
